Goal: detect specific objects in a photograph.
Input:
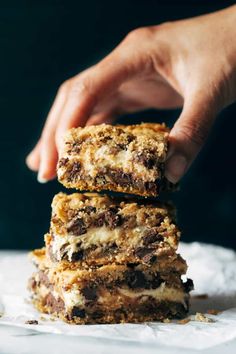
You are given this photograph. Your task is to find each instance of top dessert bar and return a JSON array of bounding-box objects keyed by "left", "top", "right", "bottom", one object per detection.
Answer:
[{"left": 57, "top": 123, "right": 174, "bottom": 197}]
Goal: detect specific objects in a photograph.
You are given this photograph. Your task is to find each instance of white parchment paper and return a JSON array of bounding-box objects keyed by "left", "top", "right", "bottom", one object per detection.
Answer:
[{"left": 0, "top": 242, "right": 236, "bottom": 350}]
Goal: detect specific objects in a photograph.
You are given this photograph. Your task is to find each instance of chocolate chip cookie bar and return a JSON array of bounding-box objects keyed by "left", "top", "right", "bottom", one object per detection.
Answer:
[
  {"left": 29, "top": 248, "right": 193, "bottom": 324},
  {"left": 45, "top": 192, "right": 180, "bottom": 265},
  {"left": 57, "top": 123, "right": 173, "bottom": 197}
]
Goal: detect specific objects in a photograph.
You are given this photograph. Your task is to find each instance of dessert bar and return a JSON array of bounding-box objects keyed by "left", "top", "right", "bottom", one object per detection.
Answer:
[
  {"left": 45, "top": 192, "right": 180, "bottom": 265},
  {"left": 57, "top": 123, "right": 173, "bottom": 197},
  {"left": 29, "top": 248, "right": 193, "bottom": 324}
]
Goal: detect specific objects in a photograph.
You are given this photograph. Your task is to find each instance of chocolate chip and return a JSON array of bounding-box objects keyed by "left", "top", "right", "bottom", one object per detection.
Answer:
[
  {"left": 69, "top": 141, "right": 81, "bottom": 153},
  {"left": 94, "top": 207, "right": 122, "bottom": 229},
  {"left": 58, "top": 157, "right": 69, "bottom": 168},
  {"left": 94, "top": 213, "right": 105, "bottom": 227},
  {"left": 183, "top": 278, "right": 194, "bottom": 293},
  {"left": 107, "top": 170, "right": 132, "bottom": 186},
  {"left": 97, "top": 134, "right": 112, "bottom": 143},
  {"left": 67, "top": 162, "right": 81, "bottom": 182},
  {"left": 126, "top": 262, "right": 139, "bottom": 268},
  {"left": 71, "top": 307, "right": 86, "bottom": 318},
  {"left": 126, "top": 135, "right": 134, "bottom": 144},
  {"left": 117, "top": 172, "right": 132, "bottom": 185},
  {"left": 110, "top": 134, "right": 133, "bottom": 151},
  {"left": 95, "top": 175, "right": 107, "bottom": 186},
  {"left": 111, "top": 242, "right": 118, "bottom": 249},
  {"left": 144, "top": 181, "right": 159, "bottom": 195},
  {"left": 77, "top": 206, "right": 97, "bottom": 215},
  {"left": 84, "top": 206, "right": 96, "bottom": 214},
  {"left": 71, "top": 250, "right": 84, "bottom": 261},
  {"left": 143, "top": 229, "right": 164, "bottom": 246},
  {"left": 116, "top": 143, "right": 126, "bottom": 150},
  {"left": 38, "top": 271, "right": 51, "bottom": 288},
  {"left": 81, "top": 286, "right": 97, "bottom": 301},
  {"left": 148, "top": 274, "right": 163, "bottom": 289},
  {"left": 67, "top": 217, "right": 86, "bottom": 236},
  {"left": 92, "top": 311, "right": 104, "bottom": 319},
  {"left": 123, "top": 215, "right": 137, "bottom": 229},
  {"left": 135, "top": 153, "right": 158, "bottom": 169},
  {"left": 104, "top": 207, "right": 122, "bottom": 229},
  {"left": 173, "top": 303, "right": 188, "bottom": 319},
  {"left": 125, "top": 270, "right": 146, "bottom": 289},
  {"left": 25, "top": 320, "right": 38, "bottom": 325},
  {"left": 145, "top": 158, "right": 156, "bottom": 169},
  {"left": 135, "top": 247, "right": 157, "bottom": 264},
  {"left": 28, "top": 277, "right": 37, "bottom": 290},
  {"left": 45, "top": 293, "right": 65, "bottom": 313}
]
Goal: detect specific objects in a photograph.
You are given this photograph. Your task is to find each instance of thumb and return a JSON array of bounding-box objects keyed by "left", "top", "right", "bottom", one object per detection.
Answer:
[{"left": 165, "top": 94, "right": 217, "bottom": 183}]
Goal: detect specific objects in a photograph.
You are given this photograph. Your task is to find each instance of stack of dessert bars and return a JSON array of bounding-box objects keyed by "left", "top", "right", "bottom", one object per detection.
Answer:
[{"left": 29, "top": 123, "right": 193, "bottom": 324}]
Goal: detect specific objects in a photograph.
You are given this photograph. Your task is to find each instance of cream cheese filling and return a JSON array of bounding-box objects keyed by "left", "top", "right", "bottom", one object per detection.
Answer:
[
  {"left": 60, "top": 150, "right": 159, "bottom": 181},
  {"left": 118, "top": 283, "right": 187, "bottom": 307},
  {"left": 61, "top": 283, "right": 187, "bottom": 310},
  {"left": 52, "top": 227, "right": 123, "bottom": 261},
  {"left": 62, "top": 288, "right": 85, "bottom": 308},
  {"left": 51, "top": 224, "right": 175, "bottom": 262},
  {"left": 35, "top": 277, "right": 187, "bottom": 311},
  {"left": 52, "top": 226, "right": 147, "bottom": 261}
]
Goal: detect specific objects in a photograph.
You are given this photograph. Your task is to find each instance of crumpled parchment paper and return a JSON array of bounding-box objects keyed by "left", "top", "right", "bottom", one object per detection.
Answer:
[{"left": 0, "top": 242, "right": 236, "bottom": 350}]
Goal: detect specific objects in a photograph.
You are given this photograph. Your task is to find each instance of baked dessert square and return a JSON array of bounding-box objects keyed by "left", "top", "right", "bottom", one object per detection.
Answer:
[
  {"left": 57, "top": 123, "right": 174, "bottom": 197},
  {"left": 45, "top": 192, "right": 180, "bottom": 265},
  {"left": 28, "top": 248, "right": 193, "bottom": 324}
]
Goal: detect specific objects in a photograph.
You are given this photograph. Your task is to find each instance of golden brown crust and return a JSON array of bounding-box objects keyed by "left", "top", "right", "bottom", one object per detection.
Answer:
[
  {"left": 30, "top": 248, "right": 187, "bottom": 282},
  {"left": 57, "top": 123, "right": 174, "bottom": 197}
]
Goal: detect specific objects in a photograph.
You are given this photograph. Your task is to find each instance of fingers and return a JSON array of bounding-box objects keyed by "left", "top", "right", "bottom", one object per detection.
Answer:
[
  {"left": 54, "top": 52, "right": 144, "bottom": 149},
  {"left": 86, "top": 112, "right": 115, "bottom": 126},
  {"left": 53, "top": 28, "right": 159, "bottom": 149},
  {"left": 165, "top": 92, "right": 217, "bottom": 183},
  {"left": 26, "top": 27, "right": 158, "bottom": 182},
  {"left": 26, "top": 139, "right": 41, "bottom": 171},
  {"left": 27, "top": 83, "right": 68, "bottom": 181},
  {"left": 38, "top": 86, "right": 68, "bottom": 181}
]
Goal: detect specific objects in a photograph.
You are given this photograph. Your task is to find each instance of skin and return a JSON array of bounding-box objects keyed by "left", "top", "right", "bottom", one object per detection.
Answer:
[{"left": 26, "top": 5, "right": 236, "bottom": 184}]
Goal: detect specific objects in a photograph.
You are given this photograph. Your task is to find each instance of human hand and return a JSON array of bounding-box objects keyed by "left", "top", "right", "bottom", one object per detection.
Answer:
[{"left": 26, "top": 5, "right": 236, "bottom": 183}]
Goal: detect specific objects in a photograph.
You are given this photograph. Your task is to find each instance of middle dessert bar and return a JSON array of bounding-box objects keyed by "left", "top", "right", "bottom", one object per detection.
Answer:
[{"left": 45, "top": 192, "right": 180, "bottom": 265}]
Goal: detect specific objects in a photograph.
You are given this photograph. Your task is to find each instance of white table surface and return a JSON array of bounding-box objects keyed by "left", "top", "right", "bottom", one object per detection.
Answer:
[
  {"left": 0, "top": 243, "right": 236, "bottom": 354},
  {"left": 0, "top": 324, "right": 236, "bottom": 354}
]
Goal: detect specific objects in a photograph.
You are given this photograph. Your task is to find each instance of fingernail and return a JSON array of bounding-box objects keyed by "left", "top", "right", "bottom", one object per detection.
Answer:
[
  {"left": 37, "top": 170, "right": 48, "bottom": 184},
  {"left": 165, "top": 154, "right": 188, "bottom": 184}
]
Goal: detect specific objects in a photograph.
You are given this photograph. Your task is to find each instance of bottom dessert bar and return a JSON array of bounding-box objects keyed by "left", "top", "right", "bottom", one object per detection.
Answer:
[{"left": 28, "top": 249, "right": 193, "bottom": 324}]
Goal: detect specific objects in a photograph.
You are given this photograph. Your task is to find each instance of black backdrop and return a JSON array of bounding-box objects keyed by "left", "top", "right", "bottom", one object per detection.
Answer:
[{"left": 0, "top": 0, "right": 235, "bottom": 250}]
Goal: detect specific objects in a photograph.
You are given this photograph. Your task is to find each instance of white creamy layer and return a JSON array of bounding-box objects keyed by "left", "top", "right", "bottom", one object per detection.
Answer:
[
  {"left": 94, "top": 146, "right": 156, "bottom": 178},
  {"left": 118, "top": 283, "right": 187, "bottom": 307},
  {"left": 51, "top": 226, "right": 149, "bottom": 261},
  {"left": 63, "top": 288, "right": 85, "bottom": 308},
  {"left": 61, "top": 283, "right": 187, "bottom": 310},
  {"left": 60, "top": 147, "right": 159, "bottom": 181}
]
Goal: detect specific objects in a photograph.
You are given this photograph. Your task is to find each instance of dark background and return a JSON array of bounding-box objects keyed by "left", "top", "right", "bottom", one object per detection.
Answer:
[{"left": 0, "top": 0, "right": 235, "bottom": 250}]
